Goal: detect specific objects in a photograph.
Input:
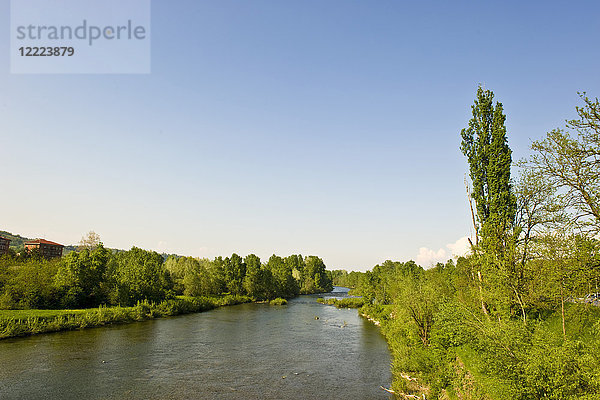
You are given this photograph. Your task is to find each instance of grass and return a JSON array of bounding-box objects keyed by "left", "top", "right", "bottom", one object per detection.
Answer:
[
  {"left": 545, "top": 302, "right": 600, "bottom": 341},
  {"left": 0, "top": 294, "right": 252, "bottom": 340},
  {"left": 0, "top": 309, "right": 87, "bottom": 320}
]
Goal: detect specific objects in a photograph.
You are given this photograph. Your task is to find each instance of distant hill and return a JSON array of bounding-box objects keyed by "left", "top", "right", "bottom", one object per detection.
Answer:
[{"left": 0, "top": 230, "right": 31, "bottom": 250}]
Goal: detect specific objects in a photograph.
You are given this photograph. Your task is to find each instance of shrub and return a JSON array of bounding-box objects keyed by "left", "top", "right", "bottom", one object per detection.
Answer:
[{"left": 269, "top": 298, "right": 287, "bottom": 305}]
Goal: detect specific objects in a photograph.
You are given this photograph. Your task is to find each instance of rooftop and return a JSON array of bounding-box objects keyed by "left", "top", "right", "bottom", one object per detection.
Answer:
[{"left": 24, "top": 239, "right": 64, "bottom": 247}]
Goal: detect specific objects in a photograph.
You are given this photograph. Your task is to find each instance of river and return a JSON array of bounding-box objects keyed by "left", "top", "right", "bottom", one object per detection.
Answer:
[{"left": 0, "top": 287, "right": 392, "bottom": 399}]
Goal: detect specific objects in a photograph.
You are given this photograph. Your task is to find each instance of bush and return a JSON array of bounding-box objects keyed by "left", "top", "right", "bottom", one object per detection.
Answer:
[{"left": 269, "top": 298, "right": 287, "bottom": 305}]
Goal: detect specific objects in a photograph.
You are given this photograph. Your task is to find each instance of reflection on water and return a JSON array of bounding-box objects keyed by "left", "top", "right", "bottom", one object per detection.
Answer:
[{"left": 0, "top": 288, "right": 391, "bottom": 399}]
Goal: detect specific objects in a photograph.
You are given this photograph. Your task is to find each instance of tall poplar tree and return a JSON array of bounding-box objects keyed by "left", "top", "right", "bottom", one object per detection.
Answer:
[
  {"left": 461, "top": 86, "right": 516, "bottom": 249},
  {"left": 461, "top": 86, "right": 519, "bottom": 318}
]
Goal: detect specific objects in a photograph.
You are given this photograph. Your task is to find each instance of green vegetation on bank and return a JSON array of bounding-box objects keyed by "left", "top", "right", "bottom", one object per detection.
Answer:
[
  {"left": 327, "top": 270, "right": 363, "bottom": 288},
  {"left": 269, "top": 298, "right": 288, "bottom": 305},
  {"left": 347, "top": 259, "right": 600, "bottom": 399},
  {"left": 334, "top": 90, "right": 600, "bottom": 399},
  {"left": 163, "top": 252, "right": 333, "bottom": 300},
  {"left": 0, "top": 238, "right": 333, "bottom": 338},
  {"left": 0, "top": 245, "right": 332, "bottom": 310},
  {"left": 0, "top": 295, "right": 250, "bottom": 339},
  {"left": 316, "top": 297, "right": 365, "bottom": 308}
]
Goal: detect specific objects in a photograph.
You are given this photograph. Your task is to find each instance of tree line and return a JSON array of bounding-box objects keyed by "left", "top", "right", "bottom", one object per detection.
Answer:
[
  {"left": 335, "top": 89, "right": 600, "bottom": 399},
  {"left": 0, "top": 244, "right": 333, "bottom": 309}
]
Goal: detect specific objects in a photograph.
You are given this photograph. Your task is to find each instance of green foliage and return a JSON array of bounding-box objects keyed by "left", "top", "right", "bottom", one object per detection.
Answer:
[
  {"left": 243, "top": 254, "right": 276, "bottom": 300},
  {"left": 461, "top": 86, "right": 516, "bottom": 241},
  {"left": 54, "top": 243, "right": 111, "bottom": 307},
  {"left": 521, "top": 335, "right": 600, "bottom": 398},
  {"left": 285, "top": 254, "right": 304, "bottom": 282},
  {"left": 107, "top": 247, "right": 174, "bottom": 306},
  {"left": 302, "top": 256, "right": 333, "bottom": 294},
  {"left": 0, "top": 257, "right": 61, "bottom": 309},
  {"left": 329, "top": 269, "right": 363, "bottom": 288},
  {"left": 1, "top": 237, "right": 335, "bottom": 309},
  {"left": 359, "top": 252, "right": 600, "bottom": 399},
  {"left": 183, "top": 259, "right": 216, "bottom": 297},
  {"left": 269, "top": 297, "right": 287, "bottom": 306},
  {"left": 164, "top": 256, "right": 221, "bottom": 297},
  {"left": 354, "top": 237, "right": 600, "bottom": 400},
  {"left": 165, "top": 254, "right": 333, "bottom": 300},
  {"left": 163, "top": 255, "right": 186, "bottom": 293},
  {"left": 267, "top": 254, "right": 300, "bottom": 298},
  {"left": 0, "top": 294, "right": 252, "bottom": 340},
  {"left": 223, "top": 253, "right": 246, "bottom": 295},
  {"left": 528, "top": 93, "right": 600, "bottom": 233},
  {"left": 352, "top": 260, "right": 423, "bottom": 305},
  {"left": 460, "top": 86, "right": 526, "bottom": 323},
  {"left": 316, "top": 297, "right": 365, "bottom": 308}
]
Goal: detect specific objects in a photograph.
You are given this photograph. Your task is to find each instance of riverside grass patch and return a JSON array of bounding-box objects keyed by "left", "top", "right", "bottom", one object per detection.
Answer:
[{"left": 0, "top": 294, "right": 251, "bottom": 339}]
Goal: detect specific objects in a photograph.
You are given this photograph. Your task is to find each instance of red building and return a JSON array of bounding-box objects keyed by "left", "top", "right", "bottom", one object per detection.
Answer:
[
  {"left": 0, "top": 236, "right": 10, "bottom": 256},
  {"left": 24, "top": 239, "right": 64, "bottom": 259}
]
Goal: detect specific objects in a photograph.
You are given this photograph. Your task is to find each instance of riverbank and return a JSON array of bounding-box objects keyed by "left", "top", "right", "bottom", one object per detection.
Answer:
[
  {"left": 357, "top": 304, "right": 434, "bottom": 398},
  {"left": 358, "top": 304, "right": 481, "bottom": 399},
  {"left": 0, "top": 295, "right": 251, "bottom": 340},
  {"left": 1, "top": 291, "right": 337, "bottom": 340},
  {"left": 357, "top": 303, "right": 600, "bottom": 399}
]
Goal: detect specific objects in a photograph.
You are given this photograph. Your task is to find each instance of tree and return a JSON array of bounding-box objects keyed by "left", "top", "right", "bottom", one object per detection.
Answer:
[
  {"left": 182, "top": 258, "right": 214, "bottom": 297},
  {"left": 208, "top": 256, "right": 227, "bottom": 294},
  {"left": 0, "top": 258, "right": 61, "bottom": 309},
  {"left": 54, "top": 243, "right": 111, "bottom": 307},
  {"left": 514, "top": 169, "right": 565, "bottom": 267},
  {"left": 243, "top": 254, "right": 262, "bottom": 298},
  {"left": 303, "top": 256, "right": 333, "bottom": 294},
  {"left": 266, "top": 255, "right": 299, "bottom": 298},
  {"left": 396, "top": 262, "right": 455, "bottom": 348},
  {"left": 285, "top": 254, "right": 304, "bottom": 282},
  {"left": 108, "top": 247, "right": 173, "bottom": 305},
  {"left": 164, "top": 256, "right": 215, "bottom": 297},
  {"left": 460, "top": 86, "right": 519, "bottom": 319},
  {"left": 461, "top": 86, "right": 517, "bottom": 246},
  {"left": 164, "top": 255, "right": 186, "bottom": 294},
  {"left": 528, "top": 93, "right": 600, "bottom": 234},
  {"left": 243, "top": 254, "right": 276, "bottom": 300},
  {"left": 78, "top": 231, "right": 101, "bottom": 251},
  {"left": 223, "top": 254, "right": 246, "bottom": 295}
]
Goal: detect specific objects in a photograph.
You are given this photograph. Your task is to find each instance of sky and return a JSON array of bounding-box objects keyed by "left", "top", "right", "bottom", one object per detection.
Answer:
[{"left": 1, "top": 0, "right": 599, "bottom": 271}]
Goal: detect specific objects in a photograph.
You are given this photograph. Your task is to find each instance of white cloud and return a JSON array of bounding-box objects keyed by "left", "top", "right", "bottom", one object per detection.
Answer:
[
  {"left": 416, "top": 247, "right": 447, "bottom": 266},
  {"left": 446, "top": 236, "right": 471, "bottom": 258},
  {"left": 415, "top": 236, "right": 471, "bottom": 268}
]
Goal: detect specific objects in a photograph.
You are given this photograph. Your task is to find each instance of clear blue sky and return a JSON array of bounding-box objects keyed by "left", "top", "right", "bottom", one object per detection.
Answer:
[{"left": 1, "top": 0, "right": 599, "bottom": 271}]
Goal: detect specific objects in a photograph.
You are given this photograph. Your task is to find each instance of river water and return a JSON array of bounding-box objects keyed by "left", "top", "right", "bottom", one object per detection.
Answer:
[{"left": 0, "top": 287, "right": 392, "bottom": 399}]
